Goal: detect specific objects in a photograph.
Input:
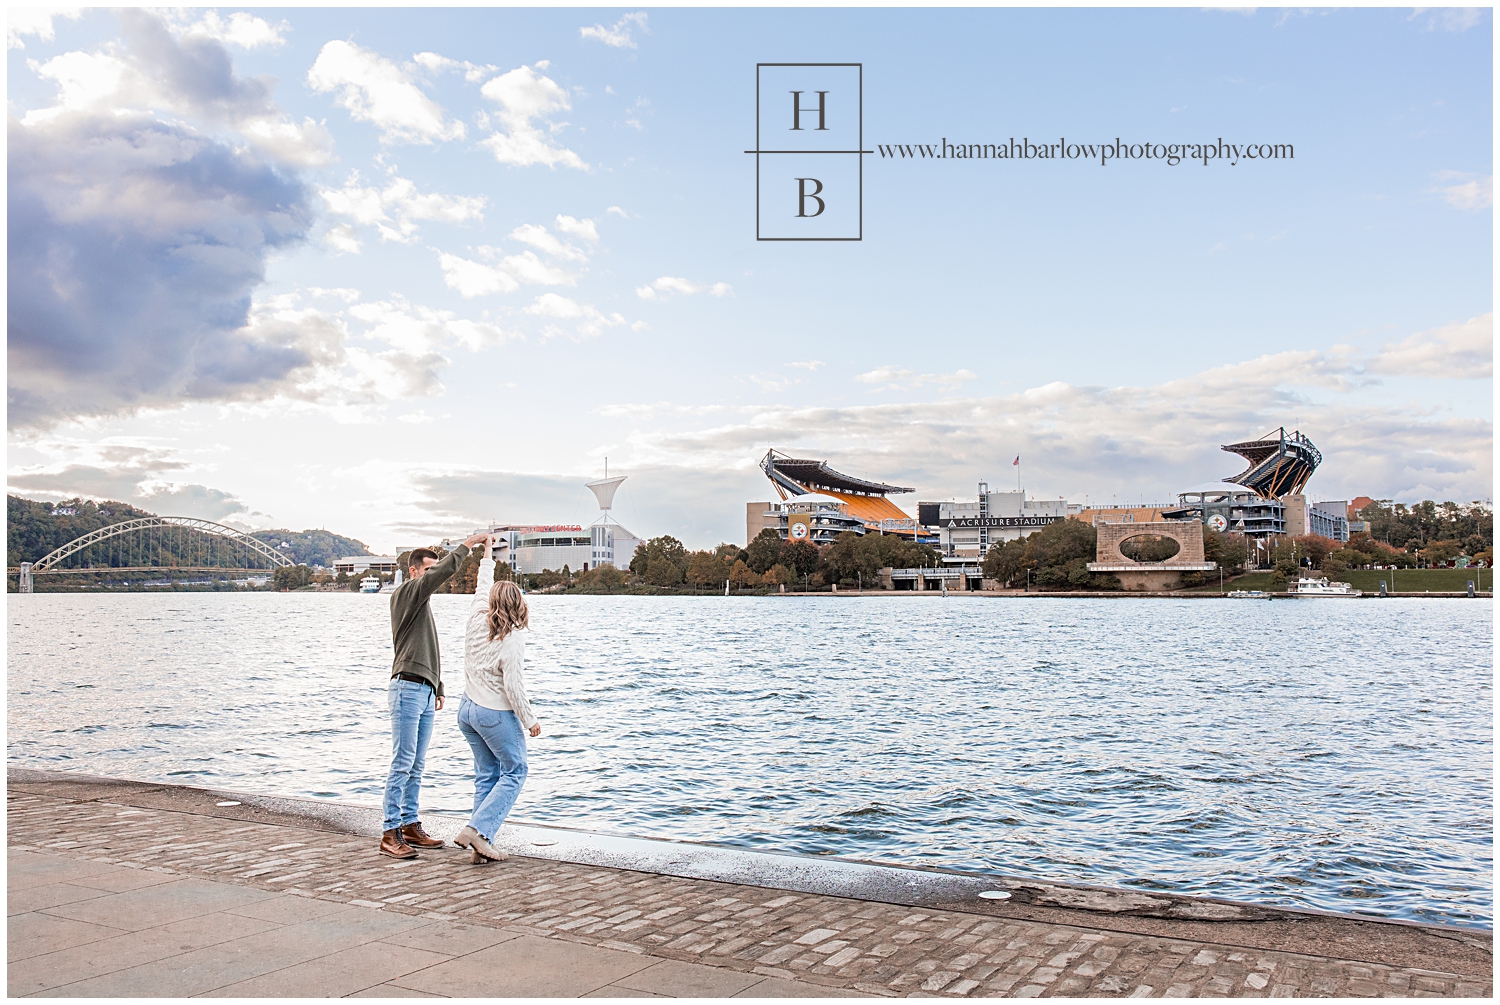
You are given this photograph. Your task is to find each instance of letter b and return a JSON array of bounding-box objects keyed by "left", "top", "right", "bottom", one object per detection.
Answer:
[{"left": 796, "top": 178, "right": 825, "bottom": 217}]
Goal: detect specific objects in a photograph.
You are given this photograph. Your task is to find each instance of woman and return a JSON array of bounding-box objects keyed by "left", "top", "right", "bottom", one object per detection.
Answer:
[{"left": 453, "top": 536, "right": 542, "bottom": 864}]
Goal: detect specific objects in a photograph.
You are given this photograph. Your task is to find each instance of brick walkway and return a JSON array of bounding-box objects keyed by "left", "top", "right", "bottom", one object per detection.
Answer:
[{"left": 7, "top": 784, "right": 1491, "bottom": 998}]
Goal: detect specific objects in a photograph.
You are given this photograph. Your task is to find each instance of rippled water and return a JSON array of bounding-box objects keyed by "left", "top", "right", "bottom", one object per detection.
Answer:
[{"left": 7, "top": 593, "right": 1492, "bottom": 928}]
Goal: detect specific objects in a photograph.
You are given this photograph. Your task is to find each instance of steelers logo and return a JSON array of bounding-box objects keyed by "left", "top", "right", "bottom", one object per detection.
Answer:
[
  {"left": 789, "top": 522, "right": 809, "bottom": 541},
  {"left": 1207, "top": 513, "right": 1228, "bottom": 532}
]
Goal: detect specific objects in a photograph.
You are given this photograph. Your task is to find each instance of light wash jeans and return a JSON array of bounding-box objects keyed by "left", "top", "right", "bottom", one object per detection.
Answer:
[
  {"left": 456, "top": 697, "right": 529, "bottom": 841},
  {"left": 382, "top": 678, "right": 435, "bottom": 832}
]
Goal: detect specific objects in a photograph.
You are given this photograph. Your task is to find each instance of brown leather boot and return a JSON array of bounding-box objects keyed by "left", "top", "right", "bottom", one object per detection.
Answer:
[
  {"left": 400, "top": 822, "right": 445, "bottom": 849},
  {"left": 379, "top": 828, "right": 417, "bottom": 859}
]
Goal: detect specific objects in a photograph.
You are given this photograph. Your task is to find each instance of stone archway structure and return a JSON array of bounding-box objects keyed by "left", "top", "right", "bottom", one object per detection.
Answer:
[{"left": 1087, "top": 520, "right": 1217, "bottom": 591}]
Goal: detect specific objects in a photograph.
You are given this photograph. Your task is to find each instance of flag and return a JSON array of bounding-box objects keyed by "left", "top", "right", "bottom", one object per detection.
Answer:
[{"left": 1012, "top": 455, "right": 1019, "bottom": 466}]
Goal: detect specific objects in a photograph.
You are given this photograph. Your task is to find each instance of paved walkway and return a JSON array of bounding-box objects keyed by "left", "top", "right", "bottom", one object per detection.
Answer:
[{"left": 7, "top": 779, "right": 1492, "bottom": 998}]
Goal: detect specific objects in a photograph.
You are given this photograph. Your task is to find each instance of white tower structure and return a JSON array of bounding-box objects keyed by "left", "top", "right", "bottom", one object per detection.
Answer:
[{"left": 585, "top": 465, "right": 641, "bottom": 570}]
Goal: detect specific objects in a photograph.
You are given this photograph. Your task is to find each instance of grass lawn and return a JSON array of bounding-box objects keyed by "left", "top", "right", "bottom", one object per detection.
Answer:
[{"left": 1189, "top": 568, "right": 1492, "bottom": 594}]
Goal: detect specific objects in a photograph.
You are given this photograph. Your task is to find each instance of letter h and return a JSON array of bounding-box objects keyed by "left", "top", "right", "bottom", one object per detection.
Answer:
[{"left": 790, "top": 90, "right": 829, "bottom": 131}]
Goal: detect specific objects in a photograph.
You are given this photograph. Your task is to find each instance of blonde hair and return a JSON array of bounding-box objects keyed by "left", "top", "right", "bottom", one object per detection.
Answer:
[{"left": 487, "top": 580, "right": 529, "bottom": 642}]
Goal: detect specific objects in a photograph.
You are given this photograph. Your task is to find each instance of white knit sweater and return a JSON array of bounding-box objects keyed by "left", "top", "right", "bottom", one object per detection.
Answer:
[{"left": 463, "top": 560, "right": 538, "bottom": 729}]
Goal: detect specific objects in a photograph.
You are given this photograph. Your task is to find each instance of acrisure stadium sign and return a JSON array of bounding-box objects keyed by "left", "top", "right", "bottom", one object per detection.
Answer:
[{"left": 936, "top": 516, "right": 1064, "bottom": 528}]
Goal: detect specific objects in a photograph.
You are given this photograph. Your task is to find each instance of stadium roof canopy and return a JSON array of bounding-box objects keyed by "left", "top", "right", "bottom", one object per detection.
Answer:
[
  {"left": 761, "top": 449, "right": 914, "bottom": 498},
  {"left": 1222, "top": 427, "right": 1322, "bottom": 499}
]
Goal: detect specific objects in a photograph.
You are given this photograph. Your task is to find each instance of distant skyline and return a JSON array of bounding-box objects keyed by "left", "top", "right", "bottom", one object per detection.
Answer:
[{"left": 7, "top": 7, "right": 1492, "bottom": 551}]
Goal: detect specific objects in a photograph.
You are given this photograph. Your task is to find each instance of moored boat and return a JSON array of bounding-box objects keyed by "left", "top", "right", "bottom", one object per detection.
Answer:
[
  {"left": 360, "top": 576, "right": 381, "bottom": 593},
  {"left": 1288, "top": 576, "right": 1361, "bottom": 597},
  {"left": 1227, "top": 590, "right": 1272, "bottom": 599}
]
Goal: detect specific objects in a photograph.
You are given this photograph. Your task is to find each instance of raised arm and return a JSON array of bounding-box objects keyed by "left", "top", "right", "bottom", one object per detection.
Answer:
[
  {"left": 412, "top": 532, "right": 486, "bottom": 602},
  {"left": 410, "top": 543, "right": 467, "bottom": 603},
  {"left": 472, "top": 551, "right": 496, "bottom": 609}
]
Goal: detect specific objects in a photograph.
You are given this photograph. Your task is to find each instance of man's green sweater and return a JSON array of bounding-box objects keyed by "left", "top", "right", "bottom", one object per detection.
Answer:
[{"left": 389, "top": 544, "right": 470, "bottom": 698}]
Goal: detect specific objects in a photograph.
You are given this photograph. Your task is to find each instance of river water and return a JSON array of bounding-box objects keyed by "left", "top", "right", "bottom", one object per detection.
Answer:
[{"left": 6, "top": 592, "right": 1492, "bottom": 928}]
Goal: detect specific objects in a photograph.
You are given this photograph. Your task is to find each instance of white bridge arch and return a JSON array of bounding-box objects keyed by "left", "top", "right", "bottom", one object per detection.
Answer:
[{"left": 17, "top": 517, "right": 293, "bottom": 592}]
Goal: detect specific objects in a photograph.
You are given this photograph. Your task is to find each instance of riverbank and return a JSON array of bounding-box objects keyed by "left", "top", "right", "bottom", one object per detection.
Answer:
[{"left": 7, "top": 769, "right": 1491, "bottom": 998}]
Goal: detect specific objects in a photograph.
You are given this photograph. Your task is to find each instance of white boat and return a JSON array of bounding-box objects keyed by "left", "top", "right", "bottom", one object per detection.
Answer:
[
  {"left": 1227, "top": 590, "right": 1271, "bottom": 599},
  {"left": 1288, "top": 576, "right": 1361, "bottom": 598},
  {"left": 360, "top": 576, "right": 382, "bottom": 593}
]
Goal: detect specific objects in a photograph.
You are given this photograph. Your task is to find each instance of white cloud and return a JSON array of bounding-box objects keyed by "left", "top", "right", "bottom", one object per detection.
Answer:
[
  {"left": 511, "top": 223, "right": 587, "bottom": 261},
  {"left": 8, "top": 8, "right": 80, "bottom": 50},
  {"left": 555, "top": 214, "right": 600, "bottom": 242},
  {"left": 524, "top": 294, "right": 627, "bottom": 338},
  {"left": 181, "top": 11, "right": 288, "bottom": 49},
  {"left": 350, "top": 297, "right": 519, "bottom": 353},
  {"left": 478, "top": 65, "right": 587, "bottom": 169},
  {"left": 1409, "top": 7, "right": 1485, "bottom": 32},
  {"left": 324, "top": 223, "right": 363, "bottom": 254},
  {"left": 749, "top": 374, "right": 798, "bottom": 393},
  {"left": 1431, "top": 170, "right": 1493, "bottom": 211},
  {"left": 854, "top": 366, "right": 978, "bottom": 392},
  {"left": 787, "top": 360, "right": 824, "bottom": 371},
  {"left": 436, "top": 252, "right": 520, "bottom": 297},
  {"left": 411, "top": 50, "right": 497, "bottom": 83},
  {"left": 320, "top": 171, "right": 485, "bottom": 244},
  {"left": 579, "top": 11, "right": 648, "bottom": 49},
  {"left": 308, "top": 287, "right": 362, "bottom": 303},
  {"left": 307, "top": 40, "right": 464, "bottom": 145},
  {"left": 1368, "top": 314, "right": 1492, "bottom": 379},
  {"left": 495, "top": 249, "right": 575, "bottom": 286},
  {"left": 21, "top": 14, "right": 332, "bottom": 167},
  {"left": 436, "top": 246, "right": 576, "bottom": 297},
  {"left": 606, "top": 205, "right": 628, "bottom": 218},
  {"left": 635, "top": 276, "right": 733, "bottom": 301}
]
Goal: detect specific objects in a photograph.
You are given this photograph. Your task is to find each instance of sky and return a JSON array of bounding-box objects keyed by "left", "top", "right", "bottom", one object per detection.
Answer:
[{"left": 6, "top": 5, "right": 1493, "bottom": 552}]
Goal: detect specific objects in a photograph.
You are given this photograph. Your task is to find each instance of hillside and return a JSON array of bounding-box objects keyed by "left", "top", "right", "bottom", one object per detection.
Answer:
[
  {"left": 250, "top": 529, "right": 372, "bottom": 568},
  {"left": 7, "top": 496, "right": 157, "bottom": 566},
  {"left": 6, "top": 495, "right": 371, "bottom": 569}
]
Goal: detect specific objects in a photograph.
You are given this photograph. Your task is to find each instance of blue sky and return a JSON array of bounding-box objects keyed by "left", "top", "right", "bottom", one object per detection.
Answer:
[{"left": 7, "top": 6, "right": 1492, "bottom": 551}]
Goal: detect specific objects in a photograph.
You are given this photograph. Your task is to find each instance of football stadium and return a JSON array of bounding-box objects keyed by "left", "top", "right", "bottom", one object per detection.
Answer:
[
  {"left": 1221, "top": 427, "right": 1322, "bottom": 499},
  {"left": 748, "top": 449, "right": 918, "bottom": 544}
]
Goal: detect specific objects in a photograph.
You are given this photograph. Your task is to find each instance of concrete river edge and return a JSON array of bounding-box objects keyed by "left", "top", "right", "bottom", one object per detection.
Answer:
[{"left": 6, "top": 768, "right": 1491, "bottom": 998}]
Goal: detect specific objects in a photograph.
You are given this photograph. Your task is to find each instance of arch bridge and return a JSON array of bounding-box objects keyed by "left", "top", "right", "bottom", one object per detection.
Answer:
[{"left": 15, "top": 517, "right": 293, "bottom": 593}]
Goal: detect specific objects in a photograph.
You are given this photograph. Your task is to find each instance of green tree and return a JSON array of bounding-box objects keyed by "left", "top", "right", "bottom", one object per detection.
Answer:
[
  {"left": 631, "top": 536, "right": 688, "bottom": 576},
  {"left": 645, "top": 557, "right": 683, "bottom": 586},
  {"left": 572, "top": 564, "right": 626, "bottom": 593},
  {"left": 980, "top": 520, "right": 1116, "bottom": 590},
  {"left": 273, "top": 565, "right": 313, "bottom": 590},
  {"left": 779, "top": 539, "right": 821, "bottom": 577},
  {"left": 745, "top": 528, "right": 783, "bottom": 574},
  {"left": 448, "top": 549, "right": 483, "bottom": 594}
]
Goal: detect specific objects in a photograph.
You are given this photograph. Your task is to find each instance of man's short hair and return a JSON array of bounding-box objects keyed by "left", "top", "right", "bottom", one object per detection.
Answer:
[{"left": 408, "top": 548, "right": 439, "bottom": 570}]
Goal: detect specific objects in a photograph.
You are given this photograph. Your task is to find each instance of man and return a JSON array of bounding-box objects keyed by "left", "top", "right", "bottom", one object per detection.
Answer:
[{"left": 381, "top": 532, "right": 487, "bottom": 859}]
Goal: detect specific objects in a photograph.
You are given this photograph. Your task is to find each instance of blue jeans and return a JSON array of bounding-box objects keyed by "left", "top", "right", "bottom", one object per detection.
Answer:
[
  {"left": 383, "top": 679, "right": 435, "bottom": 832},
  {"left": 457, "top": 697, "right": 528, "bottom": 841}
]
